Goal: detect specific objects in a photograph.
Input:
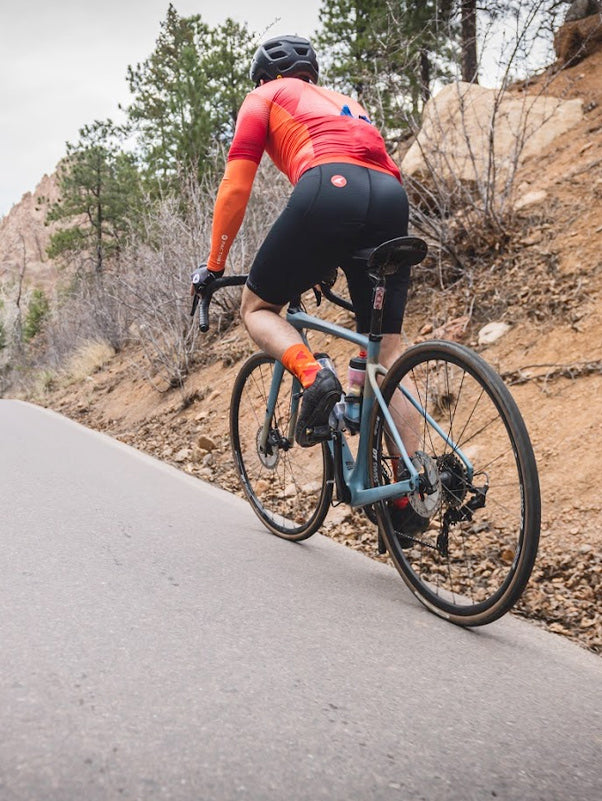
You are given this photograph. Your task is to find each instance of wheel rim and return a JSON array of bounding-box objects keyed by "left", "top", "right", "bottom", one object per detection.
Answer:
[
  {"left": 373, "top": 346, "right": 538, "bottom": 620},
  {"left": 231, "top": 355, "right": 332, "bottom": 538}
]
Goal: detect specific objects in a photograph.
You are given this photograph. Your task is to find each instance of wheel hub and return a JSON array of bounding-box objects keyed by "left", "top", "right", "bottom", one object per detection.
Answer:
[
  {"left": 256, "top": 427, "right": 280, "bottom": 469},
  {"left": 437, "top": 452, "right": 468, "bottom": 507},
  {"left": 408, "top": 450, "right": 442, "bottom": 517}
]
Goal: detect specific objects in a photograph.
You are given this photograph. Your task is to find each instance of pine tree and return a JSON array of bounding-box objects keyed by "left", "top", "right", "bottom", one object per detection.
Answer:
[
  {"left": 460, "top": 0, "right": 478, "bottom": 82},
  {"left": 124, "top": 5, "right": 255, "bottom": 185},
  {"left": 314, "top": 0, "right": 458, "bottom": 137},
  {"left": 23, "top": 289, "right": 50, "bottom": 343},
  {"left": 0, "top": 300, "right": 6, "bottom": 351},
  {"left": 45, "top": 120, "right": 142, "bottom": 272}
]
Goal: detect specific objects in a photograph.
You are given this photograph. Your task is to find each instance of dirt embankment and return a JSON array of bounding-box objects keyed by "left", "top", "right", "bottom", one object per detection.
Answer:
[{"left": 6, "top": 48, "right": 602, "bottom": 653}]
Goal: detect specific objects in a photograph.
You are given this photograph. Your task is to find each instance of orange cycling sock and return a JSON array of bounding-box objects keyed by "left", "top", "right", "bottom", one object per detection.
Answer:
[{"left": 282, "top": 343, "right": 321, "bottom": 389}]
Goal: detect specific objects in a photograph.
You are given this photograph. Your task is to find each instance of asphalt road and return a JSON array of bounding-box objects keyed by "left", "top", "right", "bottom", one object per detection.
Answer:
[{"left": 1, "top": 399, "right": 600, "bottom": 801}]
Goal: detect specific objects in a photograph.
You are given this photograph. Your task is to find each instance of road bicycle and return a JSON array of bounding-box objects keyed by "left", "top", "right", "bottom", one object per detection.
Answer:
[{"left": 194, "top": 237, "right": 541, "bottom": 626}]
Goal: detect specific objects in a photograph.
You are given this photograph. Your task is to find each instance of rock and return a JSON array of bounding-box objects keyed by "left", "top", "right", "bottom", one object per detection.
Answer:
[
  {"left": 478, "top": 322, "right": 511, "bottom": 345},
  {"left": 432, "top": 315, "right": 470, "bottom": 342},
  {"left": 554, "top": 13, "right": 602, "bottom": 65},
  {"left": 514, "top": 189, "right": 548, "bottom": 210},
  {"left": 402, "top": 83, "right": 583, "bottom": 194},
  {"left": 197, "top": 434, "right": 217, "bottom": 451},
  {"left": 565, "top": 1, "right": 600, "bottom": 24},
  {"left": 173, "top": 447, "right": 192, "bottom": 463},
  {"left": 0, "top": 172, "right": 61, "bottom": 292}
]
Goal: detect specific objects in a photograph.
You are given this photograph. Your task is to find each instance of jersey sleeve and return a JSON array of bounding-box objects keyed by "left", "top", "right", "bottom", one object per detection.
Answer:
[
  {"left": 227, "top": 89, "right": 271, "bottom": 165},
  {"left": 207, "top": 158, "right": 259, "bottom": 272},
  {"left": 207, "top": 89, "right": 271, "bottom": 272}
]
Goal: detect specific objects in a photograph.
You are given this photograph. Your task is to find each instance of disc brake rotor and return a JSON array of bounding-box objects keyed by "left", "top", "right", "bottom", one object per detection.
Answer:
[
  {"left": 408, "top": 450, "right": 442, "bottom": 517},
  {"left": 256, "top": 427, "right": 279, "bottom": 470}
]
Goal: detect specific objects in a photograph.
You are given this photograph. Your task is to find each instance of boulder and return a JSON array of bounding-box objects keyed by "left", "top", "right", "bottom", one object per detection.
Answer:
[
  {"left": 514, "top": 189, "right": 548, "bottom": 210},
  {"left": 554, "top": 12, "right": 602, "bottom": 65},
  {"left": 478, "top": 322, "right": 511, "bottom": 345},
  {"left": 402, "top": 82, "right": 583, "bottom": 191},
  {"left": 565, "top": 1, "right": 600, "bottom": 23}
]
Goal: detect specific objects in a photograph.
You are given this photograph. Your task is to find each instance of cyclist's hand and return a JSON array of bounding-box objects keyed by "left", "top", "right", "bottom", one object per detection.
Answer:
[{"left": 191, "top": 264, "right": 224, "bottom": 295}]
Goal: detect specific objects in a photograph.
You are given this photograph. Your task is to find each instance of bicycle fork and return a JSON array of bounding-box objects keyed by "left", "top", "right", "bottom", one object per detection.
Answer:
[{"left": 257, "top": 360, "right": 301, "bottom": 455}]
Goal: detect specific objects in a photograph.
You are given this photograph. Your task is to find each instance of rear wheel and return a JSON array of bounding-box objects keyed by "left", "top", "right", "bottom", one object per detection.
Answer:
[
  {"left": 369, "top": 341, "right": 540, "bottom": 626},
  {"left": 230, "top": 353, "right": 333, "bottom": 540}
]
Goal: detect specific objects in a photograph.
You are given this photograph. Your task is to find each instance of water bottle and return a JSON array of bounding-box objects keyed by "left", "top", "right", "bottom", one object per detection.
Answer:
[
  {"left": 347, "top": 351, "right": 367, "bottom": 391},
  {"left": 344, "top": 351, "right": 367, "bottom": 432}
]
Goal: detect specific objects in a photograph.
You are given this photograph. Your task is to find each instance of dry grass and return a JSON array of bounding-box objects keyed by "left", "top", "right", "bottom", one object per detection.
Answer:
[{"left": 63, "top": 339, "right": 115, "bottom": 384}]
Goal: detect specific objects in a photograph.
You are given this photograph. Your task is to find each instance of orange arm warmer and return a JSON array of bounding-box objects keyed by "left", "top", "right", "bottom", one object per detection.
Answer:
[{"left": 207, "top": 158, "right": 259, "bottom": 272}]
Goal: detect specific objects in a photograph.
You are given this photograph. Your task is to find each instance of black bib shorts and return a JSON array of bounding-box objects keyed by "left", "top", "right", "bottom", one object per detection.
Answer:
[{"left": 246, "top": 163, "right": 411, "bottom": 334}]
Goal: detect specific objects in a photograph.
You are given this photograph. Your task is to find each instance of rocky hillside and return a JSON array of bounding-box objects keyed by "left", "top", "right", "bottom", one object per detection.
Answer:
[
  {"left": 0, "top": 172, "right": 60, "bottom": 292},
  {"left": 2, "top": 39, "right": 602, "bottom": 653}
]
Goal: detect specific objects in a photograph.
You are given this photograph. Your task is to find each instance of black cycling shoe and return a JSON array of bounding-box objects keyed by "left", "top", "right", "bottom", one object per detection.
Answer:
[{"left": 295, "top": 369, "right": 343, "bottom": 448}]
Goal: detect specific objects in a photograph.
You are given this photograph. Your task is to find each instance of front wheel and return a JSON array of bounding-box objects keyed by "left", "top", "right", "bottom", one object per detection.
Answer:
[
  {"left": 369, "top": 341, "right": 540, "bottom": 626},
  {"left": 230, "top": 352, "right": 333, "bottom": 540}
]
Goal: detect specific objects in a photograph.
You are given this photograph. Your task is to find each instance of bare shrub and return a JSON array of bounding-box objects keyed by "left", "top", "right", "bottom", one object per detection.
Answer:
[
  {"left": 112, "top": 162, "right": 289, "bottom": 390},
  {"left": 114, "top": 190, "right": 208, "bottom": 390},
  {"left": 399, "top": 1, "right": 584, "bottom": 321}
]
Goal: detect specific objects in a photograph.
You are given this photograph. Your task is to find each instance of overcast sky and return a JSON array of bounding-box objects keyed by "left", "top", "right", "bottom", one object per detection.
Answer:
[{"left": 0, "top": 0, "right": 322, "bottom": 217}]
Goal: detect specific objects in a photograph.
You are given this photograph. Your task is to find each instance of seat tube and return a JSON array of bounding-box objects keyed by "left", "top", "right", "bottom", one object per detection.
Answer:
[{"left": 369, "top": 275, "right": 386, "bottom": 341}]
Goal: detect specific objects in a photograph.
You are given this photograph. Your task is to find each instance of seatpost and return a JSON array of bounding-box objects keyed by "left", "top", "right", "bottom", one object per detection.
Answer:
[{"left": 368, "top": 274, "right": 386, "bottom": 342}]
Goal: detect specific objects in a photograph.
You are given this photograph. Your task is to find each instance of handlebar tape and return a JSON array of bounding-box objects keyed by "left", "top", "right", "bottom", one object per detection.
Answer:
[
  {"left": 199, "top": 297, "right": 210, "bottom": 332},
  {"left": 197, "top": 274, "right": 248, "bottom": 333}
]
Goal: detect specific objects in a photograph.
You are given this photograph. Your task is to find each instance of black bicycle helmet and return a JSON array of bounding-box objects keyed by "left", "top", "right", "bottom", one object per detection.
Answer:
[{"left": 250, "top": 35, "right": 319, "bottom": 86}]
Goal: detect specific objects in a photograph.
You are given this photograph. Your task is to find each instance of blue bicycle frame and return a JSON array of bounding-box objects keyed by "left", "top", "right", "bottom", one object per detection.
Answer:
[{"left": 260, "top": 308, "right": 475, "bottom": 510}]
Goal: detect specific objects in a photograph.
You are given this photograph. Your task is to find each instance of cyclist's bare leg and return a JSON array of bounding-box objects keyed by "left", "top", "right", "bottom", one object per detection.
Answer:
[
  {"left": 240, "top": 285, "right": 303, "bottom": 359},
  {"left": 379, "top": 333, "right": 421, "bottom": 461},
  {"left": 242, "top": 290, "right": 419, "bottom": 456}
]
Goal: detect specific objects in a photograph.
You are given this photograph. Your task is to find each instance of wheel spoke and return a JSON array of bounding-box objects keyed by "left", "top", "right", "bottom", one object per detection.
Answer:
[
  {"left": 369, "top": 342, "right": 540, "bottom": 625},
  {"left": 230, "top": 354, "right": 332, "bottom": 540}
]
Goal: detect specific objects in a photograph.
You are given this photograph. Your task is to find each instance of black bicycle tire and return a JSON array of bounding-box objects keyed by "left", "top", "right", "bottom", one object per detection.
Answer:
[
  {"left": 230, "top": 352, "right": 333, "bottom": 540},
  {"left": 368, "top": 340, "right": 540, "bottom": 626}
]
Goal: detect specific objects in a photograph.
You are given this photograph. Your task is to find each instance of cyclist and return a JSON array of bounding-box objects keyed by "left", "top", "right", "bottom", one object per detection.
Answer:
[{"left": 193, "top": 35, "right": 411, "bottom": 450}]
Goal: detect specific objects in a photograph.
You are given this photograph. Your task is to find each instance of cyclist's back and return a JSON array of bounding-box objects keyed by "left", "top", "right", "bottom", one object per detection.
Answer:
[{"left": 230, "top": 78, "right": 401, "bottom": 185}]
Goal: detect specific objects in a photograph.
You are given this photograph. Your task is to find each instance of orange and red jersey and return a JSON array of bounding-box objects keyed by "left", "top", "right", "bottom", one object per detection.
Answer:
[{"left": 207, "top": 78, "right": 401, "bottom": 272}]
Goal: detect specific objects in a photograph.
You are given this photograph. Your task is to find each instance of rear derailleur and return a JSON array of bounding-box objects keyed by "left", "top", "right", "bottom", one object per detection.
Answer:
[{"left": 437, "top": 483, "right": 489, "bottom": 557}]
